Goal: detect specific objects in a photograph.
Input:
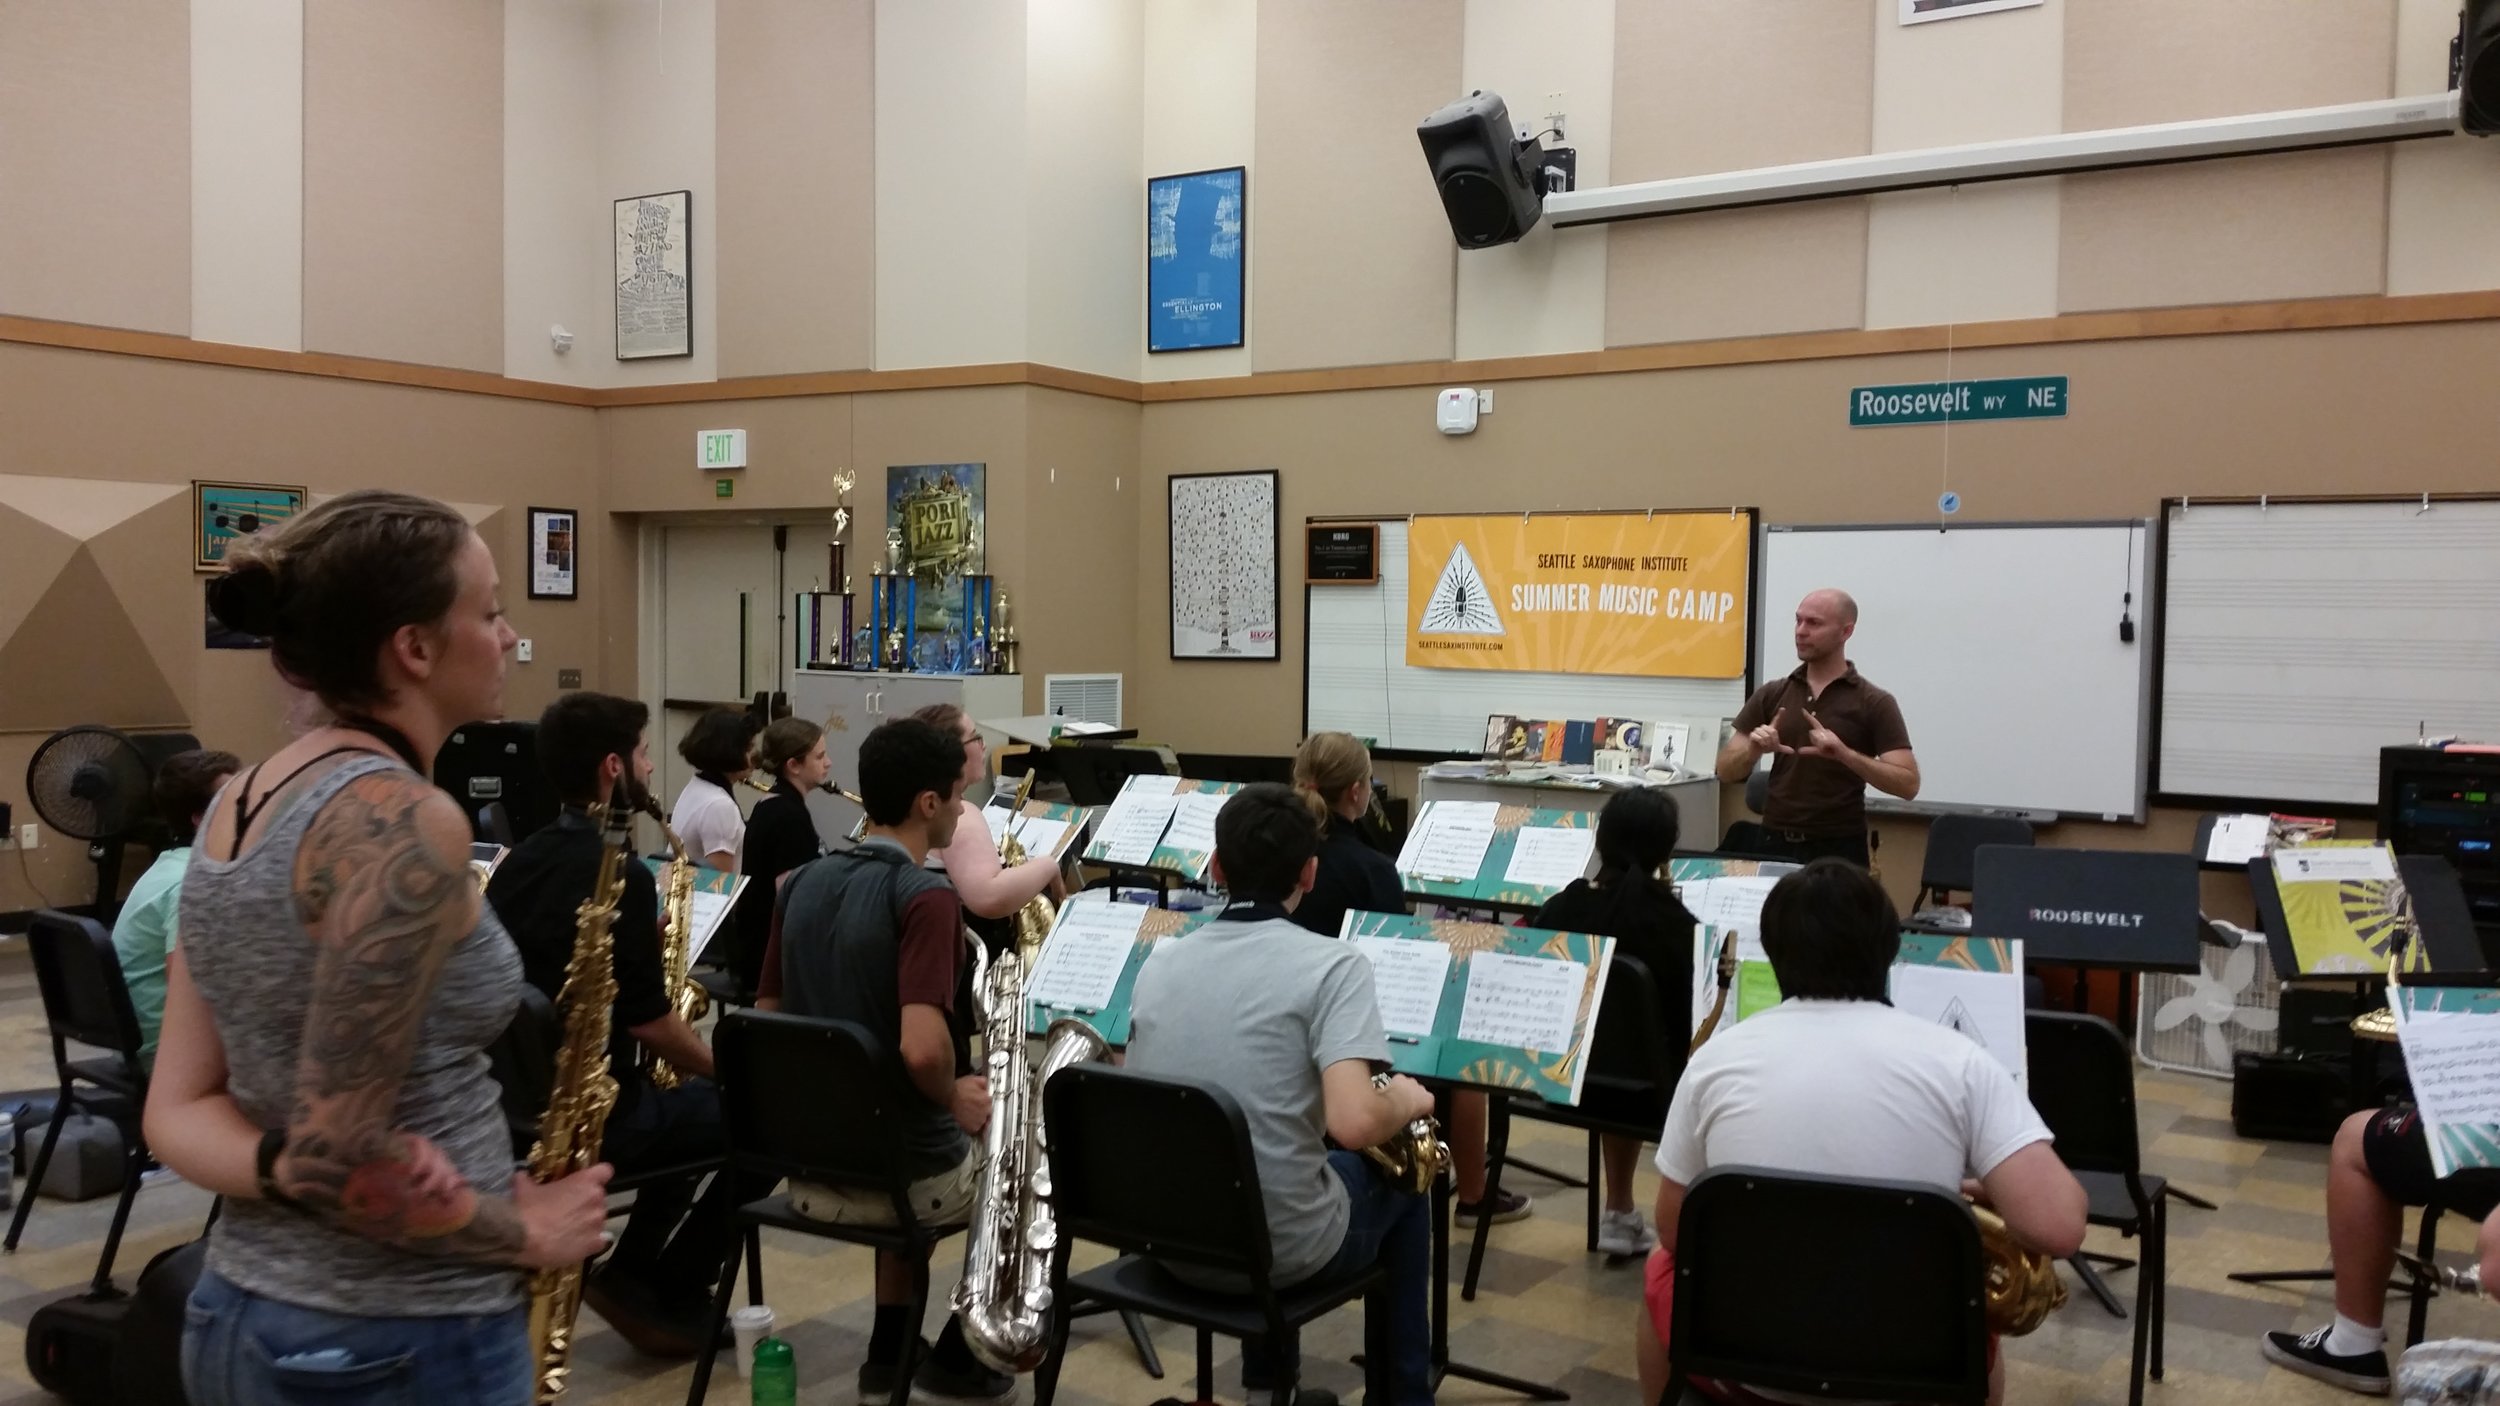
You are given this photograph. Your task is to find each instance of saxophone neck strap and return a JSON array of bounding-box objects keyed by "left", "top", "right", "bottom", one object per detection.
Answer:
[{"left": 334, "top": 714, "right": 426, "bottom": 775}]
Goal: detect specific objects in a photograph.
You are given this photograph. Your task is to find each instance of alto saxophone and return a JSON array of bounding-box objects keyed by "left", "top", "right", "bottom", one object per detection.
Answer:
[
  {"left": 525, "top": 798, "right": 631, "bottom": 1403},
  {"left": 1362, "top": 1072, "right": 1450, "bottom": 1195},
  {"left": 635, "top": 793, "right": 709, "bottom": 1091},
  {"left": 956, "top": 776, "right": 1110, "bottom": 1373}
]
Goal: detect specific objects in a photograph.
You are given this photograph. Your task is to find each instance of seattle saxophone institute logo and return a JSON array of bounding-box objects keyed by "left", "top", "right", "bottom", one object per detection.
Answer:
[{"left": 1420, "top": 542, "right": 1504, "bottom": 634}]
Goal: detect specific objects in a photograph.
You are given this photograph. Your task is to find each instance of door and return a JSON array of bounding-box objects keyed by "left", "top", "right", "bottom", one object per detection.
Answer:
[{"left": 651, "top": 519, "right": 840, "bottom": 809}]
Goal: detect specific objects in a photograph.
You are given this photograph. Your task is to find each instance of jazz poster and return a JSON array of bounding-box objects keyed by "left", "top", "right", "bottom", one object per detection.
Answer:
[{"left": 1406, "top": 512, "right": 1752, "bottom": 678}]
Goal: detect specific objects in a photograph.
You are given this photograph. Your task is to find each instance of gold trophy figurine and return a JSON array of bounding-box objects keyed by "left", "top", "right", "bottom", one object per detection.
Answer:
[
  {"left": 967, "top": 608, "right": 989, "bottom": 674},
  {"left": 995, "top": 590, "right": 1020, "bottom": 675}
]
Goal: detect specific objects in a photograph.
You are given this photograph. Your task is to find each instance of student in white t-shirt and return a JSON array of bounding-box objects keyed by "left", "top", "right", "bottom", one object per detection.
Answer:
[
  {"left": 1635, "top": 859, "right": 2087, "bottom": 1406},
  {"left": 669, "top": 707, "right": 759, "bottom": 871}
]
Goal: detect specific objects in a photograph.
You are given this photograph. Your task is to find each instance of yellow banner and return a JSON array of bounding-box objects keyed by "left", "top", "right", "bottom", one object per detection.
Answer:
[{"left": 1406, "top": 512, "right": 1750, "bottom": 678}]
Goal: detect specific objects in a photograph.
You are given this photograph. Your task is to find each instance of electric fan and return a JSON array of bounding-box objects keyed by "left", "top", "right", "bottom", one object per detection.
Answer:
[{"left": 23, "top": 725, "right": 201, "bottom": 921}]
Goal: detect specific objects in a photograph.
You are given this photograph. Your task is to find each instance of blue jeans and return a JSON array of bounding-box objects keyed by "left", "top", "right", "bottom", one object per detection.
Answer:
[
  {"left": 182, "top": 1269, "right": 533, "bottom": 1406},
  {"left": 1244, "top": 1150, "right": 1433, "bottom": 1406}
]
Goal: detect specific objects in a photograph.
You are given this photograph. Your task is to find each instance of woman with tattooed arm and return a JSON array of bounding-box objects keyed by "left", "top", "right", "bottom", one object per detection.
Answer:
[{"left": 142, "top": 491, "right": 613, "bottom": 1404}]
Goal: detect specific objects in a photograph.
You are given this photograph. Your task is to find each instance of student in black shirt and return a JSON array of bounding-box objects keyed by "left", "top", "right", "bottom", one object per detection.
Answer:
[
  {"left": 728, "top": 717, "right": 830, "bottom": 993},
  {"left": 1531, "top": 786, "right": 1698, "bottom": 1257},
  {"left": 486, "top": 692, "right": 743, "bottom": 1357}
]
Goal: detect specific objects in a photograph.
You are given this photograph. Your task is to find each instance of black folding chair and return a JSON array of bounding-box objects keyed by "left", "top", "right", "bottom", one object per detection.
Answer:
[
  {"left": 1035, "top": 1063, "right": 1391, "bottom": 1406},
  {"left": 2025, "top": 1011, "right": 2165, "bottom": 1406},
  {"left": 684, "top": 1010, "right": 959, "bottom": 1404},
  {"left": 1661, "top": 1167, "right": 1991, "bottom": 1406},
  {"left": 1917, "top": 814, "right": 2033, "bottom": 909},
  {"left": 1469, "top": 954, "right": 1680, "bottom": 1296},
  {"left": 4, "top": 911, "right": 154, "bottom": 1295}
]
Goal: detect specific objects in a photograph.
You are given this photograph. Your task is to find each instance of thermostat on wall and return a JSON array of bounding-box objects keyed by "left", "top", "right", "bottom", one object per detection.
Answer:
[{"left": 1437, "top": 387, "right": 1480, "bottom": 435}]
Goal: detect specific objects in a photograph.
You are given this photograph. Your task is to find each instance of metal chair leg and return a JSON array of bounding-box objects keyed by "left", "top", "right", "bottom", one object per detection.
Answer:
[
  {"left": 2408, "top": 1207, "right": 2444, "bottom": 1349},
  {"left": 2067, "top": 1254, "right": 2127, "bottom": 1317},
  {"left": 91, "top": 1130, "right": 144, "bottom": 1295},
  {"left": 1196, "top": 1325, "right": 1214, "bottom": 1404},
  {"left": 895, "top": 1258, "right": 928, "bottom": 1406},
  {"left": 1118, "top": 1309, "right": 1163, "bottom": 1378},
  {"left": 1584, "top": 1132, "right": 1601, "bottom": 1254},
  {"left": 2149, "top": 1194, "right": 2167, "bottom": 1382},
  {"left": 6, "top": 1089, "right": 71, "bottom": 1252},
  {"left": 745, "top": 1225, "right": 765, "bottom": 1306},
  {"left": 684, "top": 1227, "right": 745, "bottom": 1405}
]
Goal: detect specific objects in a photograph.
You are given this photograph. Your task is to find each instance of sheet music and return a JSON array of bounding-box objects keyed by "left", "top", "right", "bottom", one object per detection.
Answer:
[
  {"left": 1011, "top": 815, "right": 1071, "bottom": 861},
  {"left": 2204, "top": 814, "right": 2270, "bottom": 866},
  {"left": 1503, "top": 826, "right": 1596, "bottom": 892},
  {"left": 1162, "top": 790, "right": 1229, "bottom": 858},
  {"left": 1688, "top": 926, "right": 1771, "bottom": 1035},
  {"left": 1889, "top": 963, "right": 2027, "bottom": 1085},
  {"left": 1353, "top": 936, "right": 1454, "bottom": 1037},
  {"left": 1398, "top": 802, "right": 1499, "bottom": 884},
  {"left": 1681, "top": 875, "right": 1780, "bottom": 936},
  {"left": 2398, "top": 1011, "right": 2500, "bottom": 1127},
  {"left": 1026, "top": 902, "right": 1149, "bottom": 1012},
  {"left": 2273, "top": 845, "right": 2395, "bottom": 884},
  {"left": 1095, "top": 795, "right": 1178, "bottom": 866},
  {"left": 982, "top": 803, "right": 1016, "bottom": 844},
  {"left": 685, "top": 887, "right": 740, "bottom": 964},
  {"left": 1457, "top": 950, "right": 1585, "bottom": 1054}
]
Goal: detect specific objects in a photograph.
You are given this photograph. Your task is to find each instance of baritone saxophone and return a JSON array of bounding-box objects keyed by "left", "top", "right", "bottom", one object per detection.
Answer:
[
  {"left": 635, "top": 793, "right": 709, "bottom": 1091},
  {"left": 525, "top": 797, "right": 631, "bottom": 1403}
]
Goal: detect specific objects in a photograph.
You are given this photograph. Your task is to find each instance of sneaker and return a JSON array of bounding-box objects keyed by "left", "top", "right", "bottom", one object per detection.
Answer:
[
  {"left": 913, "top": 1346, "right": 1016, "bottom": 1403},
  {"left": 2261, "top": 1326, "right": 2390, "bottom": 1396},
  {"left": 858, "top": 1338, "right": 928, "bottom": 1405},
  {"left": 1455, "top": 1188, "right": 1534, "bottom": 1226},
  {"left": 1595, "top": 1208, "right": 1657, "bottom": 1257}
]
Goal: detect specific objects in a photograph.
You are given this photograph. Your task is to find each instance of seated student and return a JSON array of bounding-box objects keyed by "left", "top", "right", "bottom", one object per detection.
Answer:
[
  {"left": 769, "top": 716, "right": 1009, "bottom": 1404},
  {"left": 1530, "top": 786, "right": 1698, "bottom": 1257},
  {"left": 671, "top": 705, "right": 760, "bottom": 871},
  {"left": 725, "top": 716, "right": 830, "bottom": 993},
  {"left": 487, "top": 692, "right": 752, "bottom": 1358},
  {"left": 111, "top": 748, "right": 241, "bottom": 1061},
  {"left": 1635, "top": 859, "right": 2086, "bottom": 1406},
  {"left": 1291, "top": 731, "right": 1528, "bottom": 1230},
  {"left": 1128, "top": 783, "right": 1440, "bottom": 1406},
  {"left": 913, "top": 703, "right": 1067, "bottom": 945},
  {"left": 2261, "top": 1108, "right": 2500, "bottom": 1394}
]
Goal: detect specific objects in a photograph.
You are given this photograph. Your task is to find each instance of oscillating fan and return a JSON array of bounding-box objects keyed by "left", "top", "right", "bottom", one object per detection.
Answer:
[{"left": 23, "top": 725, "right": 201, "bottom": 921}]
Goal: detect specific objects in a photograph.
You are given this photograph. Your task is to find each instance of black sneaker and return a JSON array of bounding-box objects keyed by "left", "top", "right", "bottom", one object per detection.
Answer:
[
  {"left": 914, "top": 1347, "right": 1015, "bottom": 1403},
  {"left": 858, "top": 1337, "right": 928, "bottom": 1406},
  {"left": 2261, "top": 1326, "right": 2391, "bottom": 1396},
  {"left": 1455, "top": 1188, "right": 1533, "bottom": 1226}
]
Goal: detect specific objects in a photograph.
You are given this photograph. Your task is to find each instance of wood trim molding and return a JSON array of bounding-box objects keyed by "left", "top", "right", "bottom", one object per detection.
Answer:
[{"left": 7, "top": 290, "right": 2500, "bottom": 410}]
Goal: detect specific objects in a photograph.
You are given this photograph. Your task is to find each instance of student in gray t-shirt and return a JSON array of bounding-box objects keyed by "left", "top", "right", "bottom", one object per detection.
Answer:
[{"left": 1128, "top": 785, "right": 1440, "bottom": 1406}]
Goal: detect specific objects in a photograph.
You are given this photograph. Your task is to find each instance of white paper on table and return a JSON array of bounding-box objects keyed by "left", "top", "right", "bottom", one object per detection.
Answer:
[
  {"left": 2204, "top": 814, "right": 2271, "bottom": 866},
  {"left": 2272, "top": 845, "right": 2396, "bottom": 884},
  {"left": 1095, "top": 795, "right": 1179, "bottom": 866},
  {"left": 1503, "top": 826, "right": 1597, "bottom": 892},
  {"left": 1399, "top": 801, "right": 1499, "bottom": 883},
  {"left": 1025, "top": 902, "right": 1150, "bottom": 1012},
  {"left": 982, "top": 803, "right": 1016, "bottom": 844},
  {"left": 1457, "top": 950, "right": 1586, "bottom": 1053},
  {"left": 1889, "top": 963, "right": 2028, "bottom": 1086},
  {"left": 1010, "top": 815, "right": 1072, "bottom": 861},
  {"left": 1681, "top": 875, "right": 1780, "bottom": 937},
  {"left": 2396, "top": 1012, "right": 2500, "bottom": 1128},
  {"left": 1162, "top": 791, "right": 1230, "bottom": 858},
  {"left": 1353, "top": 936, "right": 1454, "bottom": 1037}
]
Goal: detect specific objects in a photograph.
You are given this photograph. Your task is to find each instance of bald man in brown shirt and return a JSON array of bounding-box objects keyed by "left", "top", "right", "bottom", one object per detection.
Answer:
[{"left": 1715, "top": 588, "right": 1920, "bottom": 867}]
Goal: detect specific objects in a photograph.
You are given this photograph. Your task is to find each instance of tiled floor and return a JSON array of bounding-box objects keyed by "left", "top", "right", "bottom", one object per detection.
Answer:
[{"left": 0, "top": 937, "right": 2481, "bottom": 1406}]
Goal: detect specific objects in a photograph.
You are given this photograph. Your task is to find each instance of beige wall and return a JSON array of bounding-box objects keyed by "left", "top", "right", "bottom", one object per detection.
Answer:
[
  {"left": 502, "top": 0, "right": 602, "bottom": 386},
  {"left": 192, "top": 0, "right": 302, "bottom": 351},
  {"left": 875, "top": 0, "right": 1029, "bottom": 371},
  {"left": 1141, "top": 0, "right": 1257, "bottom": 382},
  {"left": 593, "top": 0, "right": 719, "bottom": 386},
  {"left": 0, "top": 0, "right": 191, "bottom": 336},
  {"left": 1025, "top": 0, "right": 1146, "bottom": 382}
]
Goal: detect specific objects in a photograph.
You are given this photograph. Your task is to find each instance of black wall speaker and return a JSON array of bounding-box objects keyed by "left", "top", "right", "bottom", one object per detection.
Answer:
[
  {"left": 1417, "top": 90, "right": 1544, "bottom": 249},
  {"left": 2467, "top": 0, "right": 2500, "bottom": 135}
]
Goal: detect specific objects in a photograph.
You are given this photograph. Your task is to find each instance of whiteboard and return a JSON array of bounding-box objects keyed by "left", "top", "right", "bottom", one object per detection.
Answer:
[
  {"left": 1757, "top": 522, "right": 2153, "bottom": 819},
  {"left": 2157, "top": 499, "right": 2500, "bottom": 808},
  {"left": 1305, "top": 519, "right": 1755, "bottom": 756}
]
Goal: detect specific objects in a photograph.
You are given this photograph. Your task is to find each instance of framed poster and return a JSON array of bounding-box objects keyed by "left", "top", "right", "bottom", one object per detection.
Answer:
[
  {"left": 529, "top": 507, "right": 579, "bottom": 601},
  {"left": 614, "top": 189, "right": 693, "bottom": 360},
  {"left": 193, "top": 479, "right": 306, "bottom": 571},
  {"left": 1899, "top": 0, "right": 2041, "bottom": 22},
  {"left": 1147, "top": 166, "right": 1246, "bottom": 353},
  {"left": 1170, "top": 470, "right": 1278, "bottom": 660}
]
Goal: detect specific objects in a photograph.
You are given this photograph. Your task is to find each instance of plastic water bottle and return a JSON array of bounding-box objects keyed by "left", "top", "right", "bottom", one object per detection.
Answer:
[{"left": 751, "top": 1337, "right": 796, "bottom": 1406}]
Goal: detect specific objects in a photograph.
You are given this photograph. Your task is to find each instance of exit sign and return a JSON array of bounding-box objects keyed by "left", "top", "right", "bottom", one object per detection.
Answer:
[
  {"left": 1850, "top": 376, "right": 2067, "bottom": 427},
  {"left": 697, "top": 428, "right": 748, "bottom": 469}
]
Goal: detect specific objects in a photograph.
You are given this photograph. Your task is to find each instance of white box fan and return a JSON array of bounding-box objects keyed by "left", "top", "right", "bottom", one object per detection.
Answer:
[
  {"left": 1043, "top": 673, "right": 1122, "bottom": 729},
  {"left": 2136, "top": 922, "right": 2280, "bottom": 1078}
]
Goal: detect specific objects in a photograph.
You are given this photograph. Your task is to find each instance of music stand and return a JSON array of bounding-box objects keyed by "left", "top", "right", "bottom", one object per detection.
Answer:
[
  {"left": 1055, "top": 745, "right": 1176, "bottom": 808},
  {"left": 1175, "top": 752, "right": 1296, "bottom": 786}
]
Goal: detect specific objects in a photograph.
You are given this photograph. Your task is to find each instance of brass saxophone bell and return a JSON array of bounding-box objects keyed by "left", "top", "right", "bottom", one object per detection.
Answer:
[{"left": 1972, "top": 1201, "right": 2066, "bottom": 1336}]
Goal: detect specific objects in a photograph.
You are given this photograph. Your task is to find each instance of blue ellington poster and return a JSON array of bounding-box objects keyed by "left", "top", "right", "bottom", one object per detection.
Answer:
[{"left": 1147, "top": 166, "right": 1245, "bottom": 353}]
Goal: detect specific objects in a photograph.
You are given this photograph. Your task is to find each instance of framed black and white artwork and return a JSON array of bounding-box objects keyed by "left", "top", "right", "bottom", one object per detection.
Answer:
[
  {"left": 614, "top": 189, "right": 692, "bottom": 360},
  {"left": 1169, "top": 469, "right": 1279, "bottom": 661}
]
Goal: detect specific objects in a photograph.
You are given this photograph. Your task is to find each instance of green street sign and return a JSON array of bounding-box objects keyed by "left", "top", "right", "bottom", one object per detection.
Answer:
[{"left": 1850, "top": 376, "right": 2067, "bottom": 427}]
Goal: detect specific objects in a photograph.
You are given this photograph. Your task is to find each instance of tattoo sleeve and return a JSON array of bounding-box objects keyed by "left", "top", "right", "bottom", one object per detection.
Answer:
[{"left": 277, "top": 773, "right": 528, "bottom": 1266}]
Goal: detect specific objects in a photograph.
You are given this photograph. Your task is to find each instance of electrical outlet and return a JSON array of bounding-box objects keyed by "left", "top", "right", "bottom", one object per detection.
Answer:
[
  {"left": 516, "top": 639, "right": 533, "bottom": 663},
  {"left": 17, "top": 824, "right": 35, "bottom": 850},
  {"left": 558, "top": 668, "right": 582, "bottom": 689}
]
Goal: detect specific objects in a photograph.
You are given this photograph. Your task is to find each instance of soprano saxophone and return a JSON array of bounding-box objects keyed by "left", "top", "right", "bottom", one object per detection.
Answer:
[
  {"left": 635, "top": 793, "right": 709, "bottom": 1091},
  {"left": 525, "top": 797, "right": 631, "bottom": 1403}
]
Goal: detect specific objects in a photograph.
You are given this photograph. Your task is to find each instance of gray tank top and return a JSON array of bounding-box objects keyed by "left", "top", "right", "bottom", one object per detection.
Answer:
[{"left": 181, "top": 752, "right": 526, "bottom": 1316}]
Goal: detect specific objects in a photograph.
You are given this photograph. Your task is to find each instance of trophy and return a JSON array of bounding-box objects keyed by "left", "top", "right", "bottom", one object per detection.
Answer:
[
  {"left": 830, "top": 469, "right": 857, "bottom": 665},
  {"left": 994, "top": 589, "right": 1020, "bottom": 675}
]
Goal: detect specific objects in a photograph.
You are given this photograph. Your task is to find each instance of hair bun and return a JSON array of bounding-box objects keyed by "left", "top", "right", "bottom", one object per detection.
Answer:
[{"left": 206, "top": 561, "right": 284, "bottom": 637}]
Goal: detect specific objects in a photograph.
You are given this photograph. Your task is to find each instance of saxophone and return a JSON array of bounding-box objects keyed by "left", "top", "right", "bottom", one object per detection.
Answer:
[
  {"left": 1361, "top": 1073, "right": 1450, "bottom": 1195},
  {"left": 634, "top": 793, "right": 709, "bottom": 1091},
  {"left": 525, "top": 797, "right": 631, "bottom": 1403},
  {"left": 955, "top": 778, "right": 1110, "bottom": 1373}
]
